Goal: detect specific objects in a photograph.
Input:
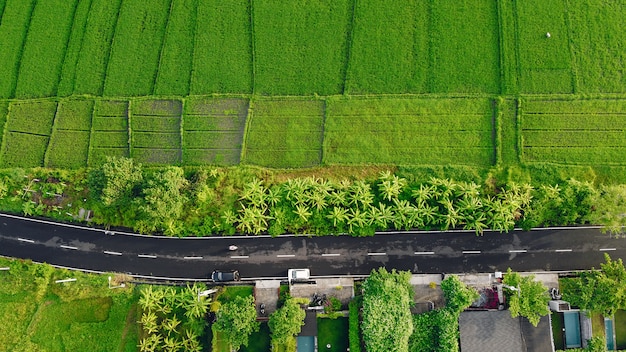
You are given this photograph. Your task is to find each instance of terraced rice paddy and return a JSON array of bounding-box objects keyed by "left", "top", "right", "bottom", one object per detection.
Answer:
[{"left": 0, "top": 0, "right": 624, "bottom": 169}]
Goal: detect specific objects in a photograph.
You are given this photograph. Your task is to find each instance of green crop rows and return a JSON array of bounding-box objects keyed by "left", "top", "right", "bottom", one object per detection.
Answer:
[
  {"left": 243, "top": 99, "right": 324, "bottom": 168},
  {"left": 0, "top": 0, "right": 625, "bottom": 97},
  {"left": 182, "top": 97, "right": 248, "bottom": 165},
  {"left": 324, "top": 97, "right": 495, "bottom": 166},
  {"left": 0, "top": 1, "right": 624, "bottom": 169},
  {"left": 14, "top": 0, "right": 77, "bottom": 99},
  {"left": 130, "top": 99, "right": 182, "bottom": 164},
  {"left": 45, "top": 99, "right": 93, "bottom": 168},
  {"left": 253, "top": 0, "right": 351, "bottom": 95},
  {"left": 520, "top": 98, "right": 626, "bottom": 165},
  {"left": 89, "top": 100, "right": 129, "bottom": 166},
  {"left": 1, "top": 101, "right": 56, "bottom": 167}
]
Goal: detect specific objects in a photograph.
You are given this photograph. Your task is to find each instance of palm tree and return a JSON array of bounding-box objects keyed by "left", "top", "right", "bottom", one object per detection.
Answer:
[
  {"left": 162, "top": 315, "right": 181, "bottom": 335},
  {"left": 266, "top": 186, "right": 283, "bottom": 207},
  {"left": 139, "top": 286, "right": 161, "bottom": 312},
  {"left": 22, "top": 201, "right": 35, "bottom": 216},
  {"left": 392, "top": 198, "right": 418, "bottom": 230},
  {"left": 378, "top": 172, "right": 407, "bottom": 202},
  {"left": 293, "top": 204, "right": 312, "bottom": 223},
  {"left": 348, "top": 180, "right": 374, "bottom": 208},
  {"left": 430, "top": 178, "right": 457, "bottom": 200},
  {"left": 237, "top": 206, "right": 271, "bottom": 234},
  {"left": 463, "top": 212, "right": 488, "bottom": 235},
  {"left": 369, "top": 203, "right": 395, "bottom": 229},
  {"left": 181, "top": 330, "right": 202, "bottom": 352},
  {"left": 307, "top": 190, "right": 328, "bottom": 212},
  {"left": 326, "top": 206, "right": 348, "bottom": 228},
  {"left": 139, "top": 311, "right": 159, "bottom": 334},
  {"left": 411, "top": 183, "right": 435, "bottom": 206},
  {"left": 221, "top": 209, "right": 237, "bottom": 227},
  {"left": 283, "top": 178, "right": 308, "bottom": 206},
  {"left": 328, "top": 189, "right": 347, "bottom": 206},
  {"left": 162, "top": 335, "right": 182, "bottom": 352},
  {"left": 183, "top": 293, "right": 211, "bottom": 320},
  {"left": 347, "top": 207, "right": 370, "bottom": 233},
  {"left": 239, "top": 178, "right": 267, "bottom": 208},
  {"left": 138, "top": 334, "right": 161, "bottom": 352}
]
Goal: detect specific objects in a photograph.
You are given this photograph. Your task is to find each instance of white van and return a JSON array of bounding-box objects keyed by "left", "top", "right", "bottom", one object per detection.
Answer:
[{"left": 287, "top": 268, "right": 310, "bottom": 283}]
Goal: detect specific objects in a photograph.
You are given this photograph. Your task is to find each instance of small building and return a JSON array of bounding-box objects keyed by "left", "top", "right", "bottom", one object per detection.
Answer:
[{"left": 459, "top": 310, "right": 554, "bottom": 352}]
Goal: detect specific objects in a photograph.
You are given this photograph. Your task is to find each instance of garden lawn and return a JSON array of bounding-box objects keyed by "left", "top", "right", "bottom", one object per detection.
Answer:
[
  {"left": 520, "top": 98, "right": 626, "bottom": 165},
  {"left": 566, "top": 0, "right": 626, "bottom": 93},
  {"left": 14, "top": 0, "right": 77, "bottom": 98},
  {"left": 190, "top": 0, "right": 252, "bottom": 94},
  {"left": 217, "top": 285, "right": 254, "bottom": 302},
  {"left": 243, "top": 99, "right": 324, "bottom": 168},
  {"left": 346, "top": 0, "right": 428, "bottom": 94},
  {"left": 239, "top": 322, "right": 271, "bottom": 352},
  {"left": 253, "top": 0, "right": 351, "bottom": 95},
  {"left": 324, "top": 97, "right": 495, "bottom": 166},
  {"left": 0, "top": 257, "right": 137, "bottom": 351},
  {"left": 616, "top": 310, "right": 626, "bottom": 350},
  {"left": 317, "top": 317, "right": 349, "bottom": 352}
]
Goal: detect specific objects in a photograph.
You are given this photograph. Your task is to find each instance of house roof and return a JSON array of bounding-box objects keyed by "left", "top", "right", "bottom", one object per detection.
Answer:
[{"left": 459, "top": 311, "right": 553, "bottom": 352}]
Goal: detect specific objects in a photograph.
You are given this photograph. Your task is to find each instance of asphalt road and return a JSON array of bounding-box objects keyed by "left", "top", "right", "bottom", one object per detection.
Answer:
[{"left": 0, "top": 213, "right": 623, "bottom": 281}]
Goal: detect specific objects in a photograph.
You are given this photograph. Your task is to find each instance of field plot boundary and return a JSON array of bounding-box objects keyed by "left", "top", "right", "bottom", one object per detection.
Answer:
[
  {"left": 323, "top": 96, "right": 496, "bottom": 167},
  {"left": 129, "top": 98, "right": 182, "bottom": 165},
  {"left": 0, "top": 0, "right": 36, "bottom": 99},
  {"left": 519, "top": 96, "right": 626, "bottom": 165},
  {"left": 182, "top": 97, "right": 248, "bottom": 165},
  {"left": 88, "top": 99, "right": 129, "bottom": 166},
  {"left": 44, "top": 98, "right": 94, "bottom": 168},
  {"left": 243, "top": 98, "right": 325, "bottom": 168},
  {"left": 14, "top": 0, "right": 78, "bottom": 99}
]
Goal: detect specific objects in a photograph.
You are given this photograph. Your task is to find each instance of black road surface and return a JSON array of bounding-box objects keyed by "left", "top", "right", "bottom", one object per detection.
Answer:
[{"left": 0, "top": 213, "right": 623, "bottom": 280}]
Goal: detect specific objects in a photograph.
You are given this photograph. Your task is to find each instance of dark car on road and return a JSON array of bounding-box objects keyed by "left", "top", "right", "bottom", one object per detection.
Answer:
[{"left": 212, "top": 270, "right": 240, "bottom": 282}]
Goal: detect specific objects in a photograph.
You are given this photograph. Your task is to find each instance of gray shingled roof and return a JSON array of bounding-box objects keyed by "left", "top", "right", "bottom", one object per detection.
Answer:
[{"left": 459, "top": 311, "right": 554, "bottom": 352}]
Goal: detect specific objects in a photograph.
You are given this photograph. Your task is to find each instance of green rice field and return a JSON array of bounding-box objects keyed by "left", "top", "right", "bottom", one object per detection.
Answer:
[
  {"left": 0, "top": 0, "right": 624, "bottom": 169},
  {"left": 324, "top": 97, "right": 495, "bottom": 166}
]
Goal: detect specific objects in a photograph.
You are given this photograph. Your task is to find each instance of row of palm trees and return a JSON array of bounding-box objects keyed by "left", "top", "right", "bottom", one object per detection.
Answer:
[
  {"left": 223, "top": 172, "right": 533, "bottom": 236},
  {"left": 137, "top": 284, "right": 210, "bottom": 352}
]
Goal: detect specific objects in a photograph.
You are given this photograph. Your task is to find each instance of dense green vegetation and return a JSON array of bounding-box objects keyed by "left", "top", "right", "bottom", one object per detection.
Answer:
[
  {"left": 361, "top": 268, "right": 414, "bottom": 352},
  {"left": 0, "top": 158, "right": 623, "bottom": 237},
  {"left": 0, "top": 0, "right": 623, "bottom": 98},
  {"left": 503, "top": 269, "right": 550, "bottom": 327},
  {"left": 0, "top": 257, "right": 137, "bottom": 351},
  {"left": 562, "top": 254, "right": 626, "bottom": 317},
  {"left": 0, "top": 1, "right": 624, "bottom": 237},
  {"left": 409, "top": 275, "right": 478, "bottom": 352}
]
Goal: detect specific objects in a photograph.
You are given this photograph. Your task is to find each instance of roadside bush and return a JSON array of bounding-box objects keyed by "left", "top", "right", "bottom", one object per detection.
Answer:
[{"left": 348, "top": 296, "right": 362, "bottom": 352}]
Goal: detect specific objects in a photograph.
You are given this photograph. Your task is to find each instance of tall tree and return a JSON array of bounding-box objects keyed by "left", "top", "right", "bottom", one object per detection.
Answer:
[
  {"left": 214, "top": 295, "right": 260, "bottom": 350},
  {"left": 440, "top": 275, "right": 478, "bottom": 314},
  {"left": 562, "top": 254, "right": 626, "bottom": 316},
  {"left": 135, "top": 167, "right": 189, "bottom": 234},
  {"left": 90, "top": 156, "right": 143, "bottom": 206},
  {"left": 361, "top": 268, "right": 414, "bottom": 352},
  {"left": 269, "top": 297, "right": 308, "bottom": 346},
  {"left": 503, "top": 268, "right": 550, "bottom": 327}
]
